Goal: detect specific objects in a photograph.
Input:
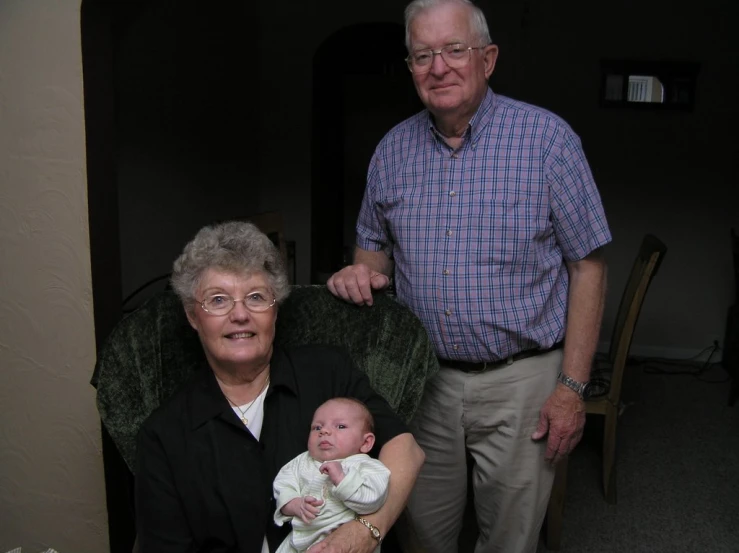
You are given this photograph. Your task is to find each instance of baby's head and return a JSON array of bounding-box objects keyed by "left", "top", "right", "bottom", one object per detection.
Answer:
[{"left": 307, "top": 397, "right": 376, "bottom": 462}]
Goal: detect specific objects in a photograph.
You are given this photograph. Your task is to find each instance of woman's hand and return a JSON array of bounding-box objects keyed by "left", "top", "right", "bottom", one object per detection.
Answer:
[
  {"left": 306, "top": 519, "right": 376, "bottom": 553},
  {"left": 309, "top": 433, "right": 425, "bottom": 553},
  {"left": 281, "top": 495, "right": 323, "bottom": 524}
]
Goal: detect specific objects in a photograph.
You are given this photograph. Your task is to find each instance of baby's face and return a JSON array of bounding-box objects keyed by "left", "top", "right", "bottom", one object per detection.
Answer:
[{"left": 307, "top": 400, "right": 374, "bottom": 462}]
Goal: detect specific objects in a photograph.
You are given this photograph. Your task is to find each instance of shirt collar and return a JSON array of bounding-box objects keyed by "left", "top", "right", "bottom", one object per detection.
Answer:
[
  {"left": 469, "top": 87, "right": 496, "bottom": 144},
  {"left": 189, "top": 346, "right": 297, "bottom": 429},
  {"left": 190, "top": 365, "right": 229, "bottom": 429},
  {"left": 426, "top": 87, "right": 497, "bottom": 145},
  {"left": 265, "top": 347, "right": 298, "bottom": 395}
]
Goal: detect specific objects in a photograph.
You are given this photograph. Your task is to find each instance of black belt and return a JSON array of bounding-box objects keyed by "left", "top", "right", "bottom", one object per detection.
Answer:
[{"left": 439, "top": 342, "right": 563, "bottom": 373}]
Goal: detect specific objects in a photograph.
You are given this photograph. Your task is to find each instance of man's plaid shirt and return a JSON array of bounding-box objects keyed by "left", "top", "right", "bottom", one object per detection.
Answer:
[{"left": 357, "top": 88, "right": 612, "bottom": 362}]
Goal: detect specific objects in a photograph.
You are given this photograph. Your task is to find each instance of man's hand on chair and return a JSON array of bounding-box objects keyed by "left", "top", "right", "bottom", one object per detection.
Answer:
[{"left": 327, "top": 264, "right": 389, "bottom": 307}]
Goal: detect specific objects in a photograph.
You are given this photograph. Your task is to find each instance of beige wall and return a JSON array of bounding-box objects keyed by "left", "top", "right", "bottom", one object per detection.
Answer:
[{"left": 0, "top": 1, "right": 108, "bottom": 551}]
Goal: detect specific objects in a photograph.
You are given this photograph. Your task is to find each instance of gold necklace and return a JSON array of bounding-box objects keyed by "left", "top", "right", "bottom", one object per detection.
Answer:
[{"left": 224, "top": 376, "right": 270, "bottom": 425}]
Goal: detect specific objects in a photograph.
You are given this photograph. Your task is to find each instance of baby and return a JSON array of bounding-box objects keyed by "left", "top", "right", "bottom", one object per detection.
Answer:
[{"left": 273, "top": 397, "right": 391, "bottom": 552}]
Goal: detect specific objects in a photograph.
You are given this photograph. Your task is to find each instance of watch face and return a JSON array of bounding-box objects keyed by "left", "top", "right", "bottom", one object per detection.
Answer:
[
  {"left": 582, "top": 382, "right": 592, "bottom": 400},
  {"left": 371, "top": 528, "right": 380, "bottom": 538}
]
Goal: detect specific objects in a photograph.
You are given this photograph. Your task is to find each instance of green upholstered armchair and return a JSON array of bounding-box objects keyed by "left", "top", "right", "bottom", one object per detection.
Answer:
[
  {"left": 92, "top": 285, "right": 439, "bottom": 473},
  {"left": 274, "top": 286, "right": 438, "bottom": 426}
]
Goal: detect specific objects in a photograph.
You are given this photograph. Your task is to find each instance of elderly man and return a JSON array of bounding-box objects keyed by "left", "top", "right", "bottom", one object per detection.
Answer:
[{"left": 327, "top": 0, "right": 611, "bottom": 551}]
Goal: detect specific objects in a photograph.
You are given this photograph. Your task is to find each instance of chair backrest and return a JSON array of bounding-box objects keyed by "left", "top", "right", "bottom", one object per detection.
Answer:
[
  {"left": 92, "top": 285, "right": 439, "bottom": 473},
  {"left": 606, "top": 234, "right": 667, "bottom": 402},
  {"left": 273, "top": 286, "right": 438, "bottom": 424}
]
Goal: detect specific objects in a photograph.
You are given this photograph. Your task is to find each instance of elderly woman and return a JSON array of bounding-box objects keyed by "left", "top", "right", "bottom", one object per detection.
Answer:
[{"left": 135, "top": 221, "right": 424, "bottom": 553}]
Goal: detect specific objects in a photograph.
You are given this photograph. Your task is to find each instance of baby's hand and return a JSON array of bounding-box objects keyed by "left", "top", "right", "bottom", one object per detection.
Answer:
[
  {"left": 320, "top": 461, "right": 345, "bottom": 485},
  {"left": 281, "top": 496, "right": 323, "bottom": 524}
]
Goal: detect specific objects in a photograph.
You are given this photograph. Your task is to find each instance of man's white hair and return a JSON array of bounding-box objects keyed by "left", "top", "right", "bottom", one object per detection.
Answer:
[{"left": 404, "top": 0, "right": 492, "bottom": 51}]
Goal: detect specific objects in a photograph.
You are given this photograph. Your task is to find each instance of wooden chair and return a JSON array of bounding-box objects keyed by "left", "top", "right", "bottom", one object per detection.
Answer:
[{"left": 546, "top": 234, "right": 667, "bottom": 549}]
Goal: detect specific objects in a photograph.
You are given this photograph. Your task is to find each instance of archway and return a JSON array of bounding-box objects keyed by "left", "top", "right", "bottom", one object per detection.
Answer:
[{"left": 311, "top": 22, "right": 422, "bottom": 282}]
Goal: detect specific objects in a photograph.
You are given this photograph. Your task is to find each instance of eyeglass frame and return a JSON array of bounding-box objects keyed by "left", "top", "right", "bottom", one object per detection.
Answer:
[
  {"left": 405, "top": 43, "right": 488, "bottom": 74},
  {"left": 198, "top": 293, "right": 277, "bottom": 316}
]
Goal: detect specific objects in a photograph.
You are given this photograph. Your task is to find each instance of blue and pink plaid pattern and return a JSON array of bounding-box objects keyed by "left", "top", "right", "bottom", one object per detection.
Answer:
[{"left": 357, "top": 89, "right": 612, "bottom": 362}]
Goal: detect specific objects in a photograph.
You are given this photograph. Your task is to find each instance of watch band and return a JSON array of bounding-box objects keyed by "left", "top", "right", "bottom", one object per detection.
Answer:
[
  {"left": 557, "top": 371, "right": 588, "bottom": 399},
  {"left": 355, "top": 514, "right": 383, "bottom": 545}
]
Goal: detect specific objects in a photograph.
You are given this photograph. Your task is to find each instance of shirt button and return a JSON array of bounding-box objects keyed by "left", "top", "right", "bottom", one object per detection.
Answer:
[
  {"left": 453, "top": 344, "right": 460, "bottom": 351},
  {"left": 446, "top": 230, "right": 453, "bottom": 237},
  {"left": 442, "top": 269, "right": 449, "bottom": 276},
  {"left": 445, "top": 309, "right": 452, "bottom": 316},
  {"left": 449, "top": 191, "right": 456, "bottom": 197},
  {"left": 451, "top": 153, "right": 458, "bottom": 159}
]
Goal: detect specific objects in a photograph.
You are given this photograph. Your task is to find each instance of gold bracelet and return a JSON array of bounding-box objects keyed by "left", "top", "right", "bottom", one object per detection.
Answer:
[{"left": 354, "top": 514, "right": 383, "bottom": 545}]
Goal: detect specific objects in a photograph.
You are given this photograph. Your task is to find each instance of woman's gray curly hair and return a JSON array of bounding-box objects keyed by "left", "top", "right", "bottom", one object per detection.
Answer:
[{"left": 171, "top": 221, "right": 290, "bottom": 311}]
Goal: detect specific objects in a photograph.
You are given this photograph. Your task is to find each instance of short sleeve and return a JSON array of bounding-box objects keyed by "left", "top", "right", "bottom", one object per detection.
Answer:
[
  {"left": 356, "top": 151, "right": 392, "bottom": 255},
  {"left": 547, "top": 126, "right": 612, "bottom": 261}
]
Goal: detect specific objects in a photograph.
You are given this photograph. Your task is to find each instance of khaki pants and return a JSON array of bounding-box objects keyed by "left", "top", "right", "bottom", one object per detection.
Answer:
[{"left": 402, "top": 350, "right": 562, "bottom": 553}]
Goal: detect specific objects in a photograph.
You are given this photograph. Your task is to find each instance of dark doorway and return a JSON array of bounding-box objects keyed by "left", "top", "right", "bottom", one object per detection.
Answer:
[
  {"left": 311, "top": 22, "right": 423, "bottom": 282},
  {"left": 82, "top": 1, "right": 256, "bottom": 551},
  {"left": 81, "top": 1, "right": 128, "bottom": 551}
]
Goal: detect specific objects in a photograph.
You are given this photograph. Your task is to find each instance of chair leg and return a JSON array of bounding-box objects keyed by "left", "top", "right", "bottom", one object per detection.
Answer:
[
  {"left": 602, "top": 404, "right": 618, "bottom": 504},
  {"left": 545, "top": 457, "right": 568, "bottom": 550}
]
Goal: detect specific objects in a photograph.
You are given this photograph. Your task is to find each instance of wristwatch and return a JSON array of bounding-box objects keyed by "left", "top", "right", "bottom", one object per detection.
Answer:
[
  {"left": 557, "top": 371, "right": 590, "bottom": 399},
  {"left": 355, "top": 515, "right": 383, "bottom": 545}
]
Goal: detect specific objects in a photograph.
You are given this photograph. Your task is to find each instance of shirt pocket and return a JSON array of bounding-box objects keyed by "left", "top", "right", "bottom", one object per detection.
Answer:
[{"left": 470, "top": 190, "right": 532, "bottom": 265}]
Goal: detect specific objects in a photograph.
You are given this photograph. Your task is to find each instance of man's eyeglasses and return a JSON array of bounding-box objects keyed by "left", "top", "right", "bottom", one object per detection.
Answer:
[
  {"left": 405, "top": 43, "right": 486, "bottom": 74},
  {"left": 199, "top": 293, "right": 276, "bottom": 316}
]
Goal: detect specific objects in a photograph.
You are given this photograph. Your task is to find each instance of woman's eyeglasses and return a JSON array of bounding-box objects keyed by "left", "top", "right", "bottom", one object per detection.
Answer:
[{"left": 199, "top": 293, "right": 276, "bottom": 316}]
